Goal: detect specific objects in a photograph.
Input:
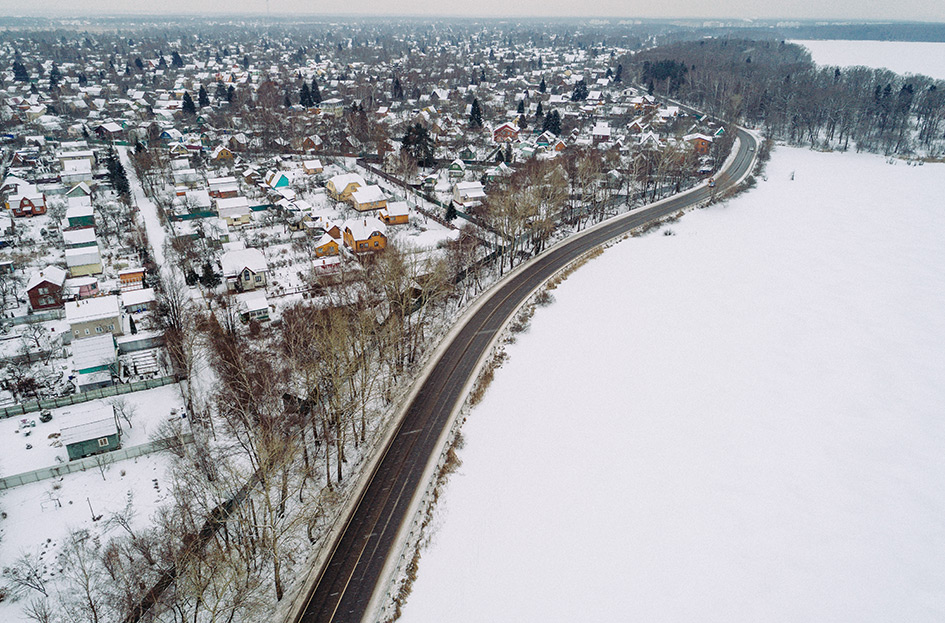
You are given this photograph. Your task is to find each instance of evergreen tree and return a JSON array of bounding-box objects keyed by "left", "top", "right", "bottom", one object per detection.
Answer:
[
  {"left": 539, "top": 77, "right": 546, "bottom": 93},
  {"left": 284, "top": 94, "right": 292, "bottom": 108},
  {"left": 215, "top": 81, "right": 227, "bottom": 101},
  {"left": 310, "top": 78, "right": 322, "bottom": 103},
  {"left": 517, "top": 99, "right": 525, "bottom": 114},
  {"left": 171, "top": 51, "right": 184, "bottom": 68},
  {"left": 504, "top": 143, "right": 513, "bottom": 163},
  {"left": 445, "top": 203, "right": 457, "bottom": 221},
  {"left": 542, "top": 109, "right": 562, "bottom": 135},
  {"left": 134, "top": 57, "right": 144, "bottom": 70},
  {"left": 300, "top": 82, "right": 313, "bottom": 107},
  {"left": 571, "top": 79, "right": 588, "bottom": 101},
  {"left": 198, "top": 85, "right": 210, "bottom": 108},
  {"left": 469, "top": 98, "right": 483, "bottom": 128},
  {"left": 242, "top": 55, "right": 250, "bottom": 70},
  {"left": 401, "top": 123, "right": 435, "bottom": 167},
  {"left": 12, "top": 60, "right": 29, "bottom": 82},
  {"left": 105, "top": 148, "right": 130, "bottom": 198},
  {"left": 614, "top": 63, "right": 623, "bottom": 83},
  {"left": 392, "top": 76, "right": 403, "bottom": 100},
  {"left": 536, "top": 101, "right": 544, "bottom": 118},
  {"left": 227, "top": 85, "right": 235, "bottom": 103},
  {"left": 199, "top": 262, "right": 221, "bottom": 289},
  {"left": 181, "top": 91, "right": 197, "bottom": 116}
]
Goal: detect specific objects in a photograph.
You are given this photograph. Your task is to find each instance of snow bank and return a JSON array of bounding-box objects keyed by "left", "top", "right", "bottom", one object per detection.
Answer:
[{"left": 399, "top": 146, "right": 945, "bottom": 622}]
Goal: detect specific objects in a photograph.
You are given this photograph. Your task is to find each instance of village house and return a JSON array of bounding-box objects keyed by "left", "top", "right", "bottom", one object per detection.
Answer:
[
  {"left": 303, "top": 159, "right": 324, "bottom": 175},
  {"left": 453, "top": 181, "right": 487, "bottom": 209},
  {"left": 326, "top": 172, "right": 366, "bottom": 201},
  {"left": 313, "top": 232, "right": 340, "bottom": 257},
  {"left": 60, "top": 403, "right": 122, "bottom": 461},
  {"left": 221, "top": 247, "right": 269, "bottom": 292},
  {"left": 493, "top": 122, "right": 520, "bottom": 143},
  {"left": 66, "top": 295, "right": 123, "bottom": 340},
  {"left": 343, "top": 217, "right": 388, "bottom": 254},
  {"left": 65, "top": 246, "right": 103, "bottom": 277},
  {"left": 379, "top": 201, "right": 409, "bottom": 226},
  {"left": 216, "top": 196, "right": 252, "bottom": 227},
  {"left": 72, "top": 333, "right": 118, "bottom": 392},
  {"left": 26, "top": 266, "right": 68, "bottom": 310},
  {"left": 350, "top": 185, "right": 388, "bottom": 212},
  {"left": 6, "top": 185, "right": 47, "bottom": 217},
  {"left": 683, "top": 133, "right": 714, "bottom": 155}
]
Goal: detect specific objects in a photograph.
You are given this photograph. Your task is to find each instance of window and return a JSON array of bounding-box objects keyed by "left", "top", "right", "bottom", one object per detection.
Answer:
[
  {"left": 84, "top": 328, "right": 90, "bottom": 335},
  {"left": 39, "top": 287, "right": 48, "bottom": 295},
  {"left": 374, "top": 241, "right": 379, "bottom": 247},
  {"left": 95, "top": 326, "right": 103, "bottom": 333},
  {"left": 255, "top": 275, "right": 262, "bottom": 283},
  {"left": 97, "top": 437, "right": 109, "bottom": 447}
]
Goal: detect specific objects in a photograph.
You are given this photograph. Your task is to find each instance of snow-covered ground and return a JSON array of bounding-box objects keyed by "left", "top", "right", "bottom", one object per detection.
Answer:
[
  {"left": 0, "top": 383, "right": 186, "bottom": 476},
  {"left": 793, "top": 39, "right": 945, "bottom": 80},
  {"left": 399, "top": 146, "right": 945, "bottom": 622}
]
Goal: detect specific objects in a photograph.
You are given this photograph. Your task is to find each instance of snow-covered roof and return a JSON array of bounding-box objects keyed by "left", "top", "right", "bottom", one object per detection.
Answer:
[
  {"left": 60, "top": 404, "right": 118, "bottom": 445},
  {"left": 71, "top": 333, "right": 117, "bottom": 372},
  {"left": 121, "top": 288, "right": 156, "bottom": 308},
  {"left": 344, "top": 217, "right": 387, "bottom": 241},
  {"left": 64, "top": 246, "right": 102, "bottom": 268},
  {"left": 351, "top": 185, "right": 386, "bottom": 205},
  {"left": 221, "top": 247, "right": 268, "bottom": 277},
  {"left": 327, "top": 172, "right": 366, "bottom": 190},
  {"left": 65, "top": 295, "right": 120, "bottom": 323},
  {"left": 27, "top": 266, "right": 68, "bottom": 291}
]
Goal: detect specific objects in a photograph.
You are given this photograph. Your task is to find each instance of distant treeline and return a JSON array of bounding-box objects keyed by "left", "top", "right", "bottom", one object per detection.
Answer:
[
  {"left": 629, "top": 38, "right": 945, "bottom": 156},
  {"left": 777, "top": 22, "right": 945, "bottom": 43}
]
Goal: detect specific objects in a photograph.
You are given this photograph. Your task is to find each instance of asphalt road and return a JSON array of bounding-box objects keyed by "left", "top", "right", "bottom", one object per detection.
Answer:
[{"left": 296, "top": 128, "right": 758, "bottom": 623}]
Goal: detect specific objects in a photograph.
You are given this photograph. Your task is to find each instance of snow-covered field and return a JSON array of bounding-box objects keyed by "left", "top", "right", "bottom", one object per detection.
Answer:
[
  {"left": 793, "top": 39, "right": 945, "bottom": 80},
  {"left": 399, "top": 146, "right": 945, "bottom": 622}
]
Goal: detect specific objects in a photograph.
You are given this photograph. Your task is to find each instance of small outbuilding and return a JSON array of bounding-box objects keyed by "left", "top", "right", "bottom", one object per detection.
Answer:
[{"left": 60, "top": 404, "right": 122, "bottom": 461}]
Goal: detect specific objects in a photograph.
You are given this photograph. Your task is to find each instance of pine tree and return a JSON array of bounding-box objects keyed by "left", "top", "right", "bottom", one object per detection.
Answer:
[
  {"left": 310, "top": 78, "right": 322, "bottom": 104},
  {"left": 171, "top": 51, "right": 184, "bottom": 68},
  {"left": 542, "top": 109, "right": 562, "bottom": 136},
  {"left": 12, "top": 60, "right": 29, "bottom": 82},
  {"left": 198, "top": 85, "right": 210, "bottom": 108},
  {"left": 571, "top": 79, "right": 588, "bottom": 101},
  {"left": 614, "top": 63, "right": 623, "bottom": 83},
  {"left": 401, "top": 123, "right": 435, "bottom": 167},
  {"left": 539, "top": 77, "right": 546, "bottom": 93},
  {"left": 392, "top": 76, "right": 403, "bottom": 100},
  {"left": 517, "top": 99, "right": 525, "bottom": 114},
  {"left": 182, "top": 91, "right": 196, "bottom": 116},
  {"left": 227, "top": 85, "right": 235, "bottom": 103},
  {"left": 215, "top": 81, "right": 227, "bottom": 101},
  {"left": 469, "top": 98, "right": 483, "bottom": 128},
  {"left": 300, "top": 82, "right": 313, "bottom": 107},
  {"left": 536, "top": 101, "right": 544, "bottom": 118}
]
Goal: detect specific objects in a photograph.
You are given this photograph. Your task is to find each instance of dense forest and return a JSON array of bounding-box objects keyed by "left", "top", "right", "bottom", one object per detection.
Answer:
[{"left": 629, "top": 39, "right": 945, "bottom": 156}]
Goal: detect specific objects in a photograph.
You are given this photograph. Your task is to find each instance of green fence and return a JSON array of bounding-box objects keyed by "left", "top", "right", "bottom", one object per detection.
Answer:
[{"left": 0, "top": 375, "right": 181, "bottom": 419}]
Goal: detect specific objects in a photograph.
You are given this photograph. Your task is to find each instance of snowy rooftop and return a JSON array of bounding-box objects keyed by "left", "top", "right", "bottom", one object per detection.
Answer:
[{"left": 65, "top": 295, "right": 120, "bottom": 323}]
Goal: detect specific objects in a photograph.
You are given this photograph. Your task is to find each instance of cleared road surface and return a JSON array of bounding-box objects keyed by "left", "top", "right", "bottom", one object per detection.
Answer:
[{"left": 295, "top": 128, "right": 759, "bottom": 623}]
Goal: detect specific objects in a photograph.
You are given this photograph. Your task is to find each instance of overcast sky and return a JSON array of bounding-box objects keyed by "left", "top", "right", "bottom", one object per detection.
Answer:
[{"left": 1, "top": 0, "right": 944, "bottom": 23}]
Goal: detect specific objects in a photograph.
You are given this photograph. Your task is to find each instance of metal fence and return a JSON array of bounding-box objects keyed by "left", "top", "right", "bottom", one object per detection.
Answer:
[
  {"left": 0, "top": 432, "right": 194, "bottom": 490},
  {"left": 0, "top": 375, "right": 181, "bottom": 419}
]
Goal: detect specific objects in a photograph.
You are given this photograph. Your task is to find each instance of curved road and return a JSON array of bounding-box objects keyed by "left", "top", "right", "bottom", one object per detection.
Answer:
[{"left": 296, "top": 128, "right": 759, "bottom": 623}]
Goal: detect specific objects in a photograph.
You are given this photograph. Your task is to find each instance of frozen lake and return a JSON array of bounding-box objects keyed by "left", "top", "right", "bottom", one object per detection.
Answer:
[
  {"left": 398, "top": 146, "right": 945, "bottom": 622},
  {"left": 793, "top": 39, "right": 945, "bottom": 80}
]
